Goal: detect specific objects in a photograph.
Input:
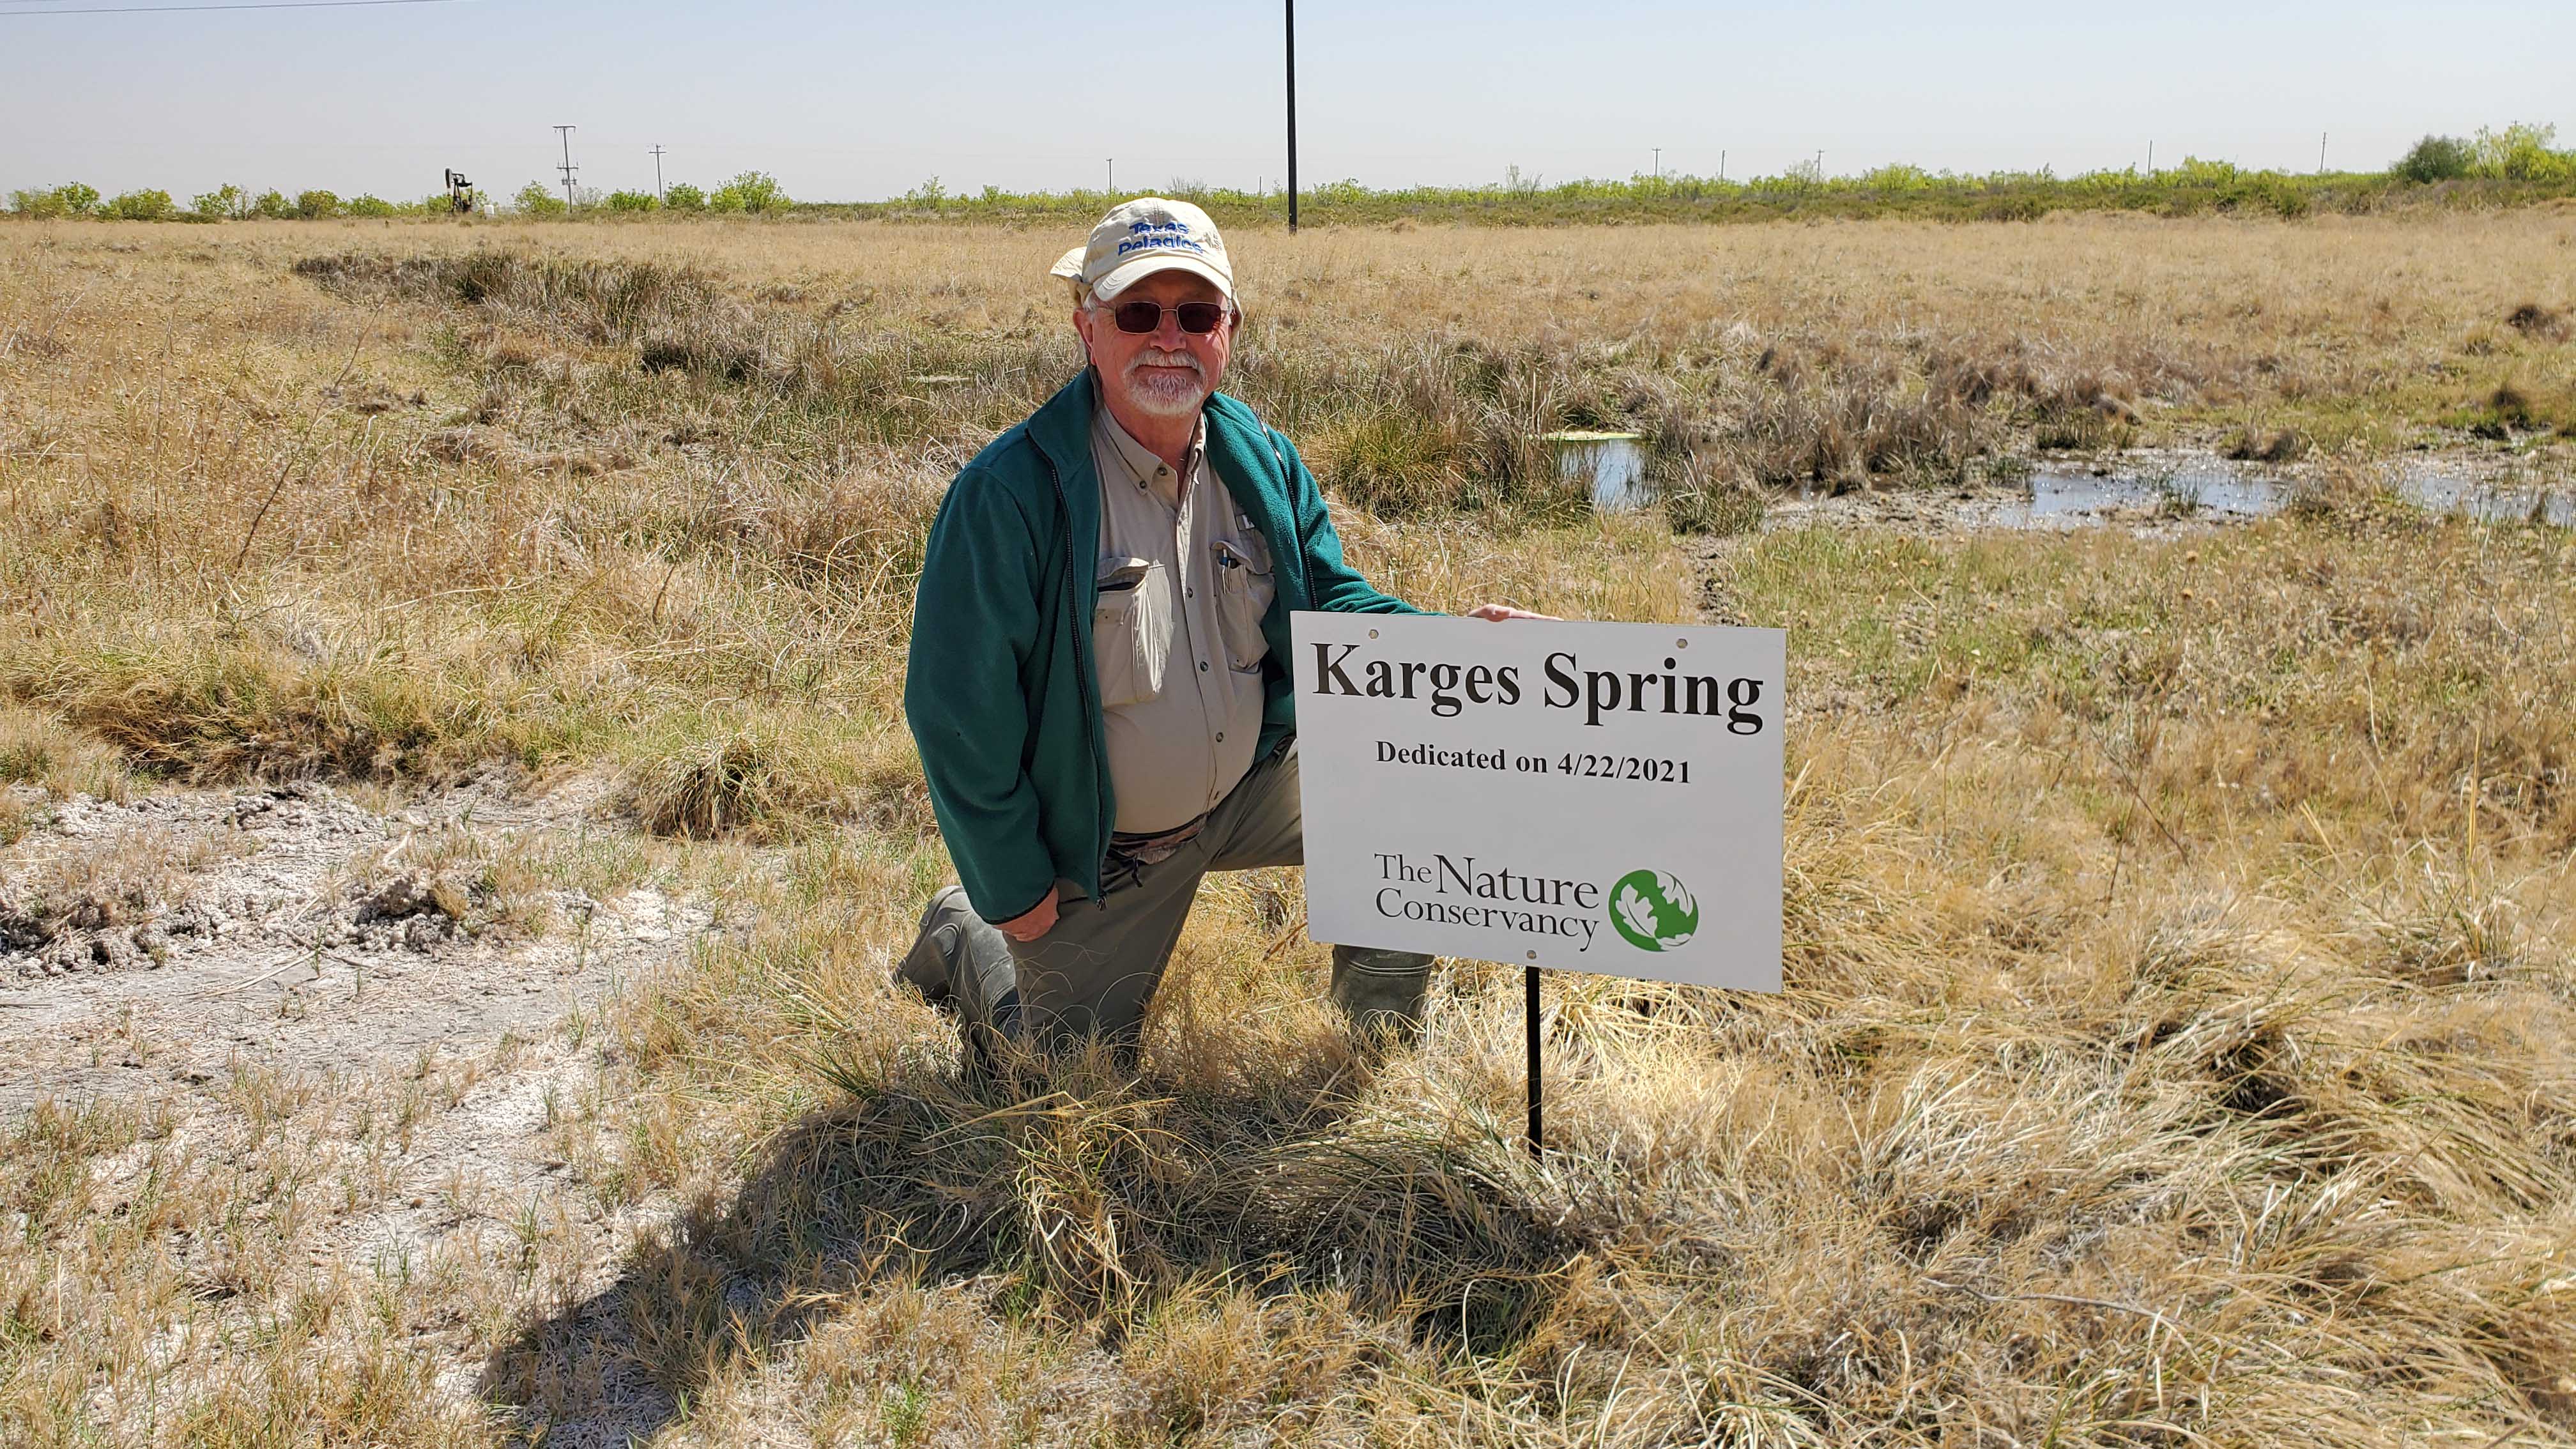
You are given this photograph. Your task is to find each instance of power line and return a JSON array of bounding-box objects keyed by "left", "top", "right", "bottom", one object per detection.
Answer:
[{"left": 0, "top": 0, "right": 468, "bottom": 15}]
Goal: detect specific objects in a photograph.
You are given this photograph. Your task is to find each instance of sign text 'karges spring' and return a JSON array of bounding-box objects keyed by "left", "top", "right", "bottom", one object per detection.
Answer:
[{"left": 1292, "top": 613, "right": 1784, "bottom": 992}]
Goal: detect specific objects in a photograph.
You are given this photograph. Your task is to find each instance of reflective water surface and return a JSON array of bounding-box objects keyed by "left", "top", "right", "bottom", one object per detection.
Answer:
[
  {"left": 1546, "top": 433, "right": 1653, "bottom": 511},
  {"left": 1565, "top": 440, "right": 2572, "bottom": 529},
  {"left": 2006, "top": 466, "right": 2573, "bottom": 528}
]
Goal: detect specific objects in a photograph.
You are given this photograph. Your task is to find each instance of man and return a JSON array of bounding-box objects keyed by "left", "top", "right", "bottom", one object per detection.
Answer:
[{"left": 900, "top": 197, "right": 1543, "bottom": 1070}]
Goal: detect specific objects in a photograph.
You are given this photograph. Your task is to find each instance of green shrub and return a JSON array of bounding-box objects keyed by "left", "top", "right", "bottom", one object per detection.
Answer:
[
  {"left": 2393, "top": 135, "right": 2474, "bottom": 183},
  {"left": 663, "top": 182, "right": 707, "bottom": 212},
  {"left": 52, "top": 182, "right": 100, "bottom": 216},
  {"left": 2170, "top": 156, "right": 2242, "bottom": 187},
  {"left": 606, "top": 189, "right": 659, "bottom": 212},
  {"left": 1859, "top": 163, "right": 1937, "bottom": 193},
  {"left": 345, "top": 194, "right": 397, "bottom": 217},
  {"left": 189, "top": 183, "right": 248, "bottom": 221},
  {"left": 512, "top": 182, "right": 567, "bottom": 217},
  {"left": 2471, "top": 123, "right": 2576, "bottom": 183},
  {"left": 10, "top": 188, "right": 66, "bottom": 218},
  {"left": 106, "top": 189, "right": 176, "bottom": 221},
  {"left": 714, "top": 170, "right": 788, "bottom": 214},
  {"left": 295, "top": 189, "right": 341, "bottom": 219},
  {"left": 252, "top": 188, "right": 295, "bottom": 219}
]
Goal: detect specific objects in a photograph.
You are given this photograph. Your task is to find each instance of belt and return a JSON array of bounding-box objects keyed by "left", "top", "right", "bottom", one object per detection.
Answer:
[
  {"left": 1099, "top": 735, "right": 1291, "bottom": 889},
  {"left": 1108, "top": 812, "right": 1209, "bottom": 870}
]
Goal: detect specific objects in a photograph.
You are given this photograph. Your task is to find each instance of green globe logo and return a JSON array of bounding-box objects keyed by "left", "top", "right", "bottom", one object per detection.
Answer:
[{"left": 1608, "top": 869, "right": 1699, "bottom": 952}]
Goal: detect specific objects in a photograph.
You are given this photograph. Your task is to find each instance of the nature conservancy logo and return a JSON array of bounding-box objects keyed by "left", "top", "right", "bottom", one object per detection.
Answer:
[
  {"left": 1371, "top": 854, "right": 1703, "bottom": 957},
  {"left": 1607, "top": 869, "right": 1699, "bottom": 952},
  {"left": 1373, "top": 853, "right": 1602, "bottom": 951}
]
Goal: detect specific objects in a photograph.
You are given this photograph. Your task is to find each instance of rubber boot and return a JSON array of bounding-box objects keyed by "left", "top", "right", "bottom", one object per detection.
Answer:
[
  {"left": 1330, "top": 946, "right": 1434, "bottom": 1042},
  {"left": 893, "top": 885, "right": 973, "bottom": 1006},
  {"left": 896, "top": 886, "right": 1028, "bottom": 1085}
]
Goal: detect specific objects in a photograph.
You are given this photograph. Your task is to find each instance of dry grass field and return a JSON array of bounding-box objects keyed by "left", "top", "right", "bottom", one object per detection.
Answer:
[{"left": 2, "top": 214, "right": 2573, "bottom": 1446}]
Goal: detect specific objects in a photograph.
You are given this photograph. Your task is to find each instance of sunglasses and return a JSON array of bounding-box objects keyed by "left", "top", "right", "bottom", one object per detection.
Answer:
[{"left": 1103, "top": 300, "right": 1232, "bottom": 335}]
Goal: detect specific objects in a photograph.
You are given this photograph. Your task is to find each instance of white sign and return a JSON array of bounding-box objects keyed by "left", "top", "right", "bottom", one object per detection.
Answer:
[{"left": 1292, "top": 613, "right": 1782, "bottom": 991}]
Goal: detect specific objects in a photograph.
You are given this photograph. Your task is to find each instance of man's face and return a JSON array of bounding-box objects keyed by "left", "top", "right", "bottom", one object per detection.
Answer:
[{"left": 1073, "top": 269, "right": 1235, "bottom": 420}]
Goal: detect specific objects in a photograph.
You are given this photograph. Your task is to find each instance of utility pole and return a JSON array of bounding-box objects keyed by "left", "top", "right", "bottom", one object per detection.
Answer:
[
  {"left": 2319, "top": 131, "right": 2328, "bottom": 174},
  {"left": 650, "top": 145, "right": 667, "bottom": 204},
  {"left": 1719, "top": 148, "right": 1726, "bottom": 182},
  {"left": 1652, "top": 146, "right": 1661, "bottom": 181},
  {"left": 1107, "top": 158, "right": 1114, "bottom": 194},
  {"left": 1285, "top": 0, "right": 1300, "bottom": 233},
  {"left": 2148, "top": 140, "right": 2155, "bottom": 174},
  {"left": 554, "top": 125, "right": 578, "bottom": 210}
]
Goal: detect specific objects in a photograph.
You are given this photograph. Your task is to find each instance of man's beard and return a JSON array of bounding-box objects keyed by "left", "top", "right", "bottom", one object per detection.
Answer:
[{"left": 1119, "top": 348, "right": 1209, "bottom": 417}]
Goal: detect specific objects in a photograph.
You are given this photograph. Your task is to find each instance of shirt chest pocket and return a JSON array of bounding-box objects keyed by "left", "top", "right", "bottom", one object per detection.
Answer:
[
  {"left": 1093, "top": 556, "right": 1170, "bottom": 709},
  {"left": 1212, "top": 535, "right": 1276, "bottom": 673}
]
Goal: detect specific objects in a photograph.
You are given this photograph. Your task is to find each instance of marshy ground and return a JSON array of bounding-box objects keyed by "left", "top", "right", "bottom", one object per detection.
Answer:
[{"left": 2, "top": 215, "right": 2573, "bottom": 1445}]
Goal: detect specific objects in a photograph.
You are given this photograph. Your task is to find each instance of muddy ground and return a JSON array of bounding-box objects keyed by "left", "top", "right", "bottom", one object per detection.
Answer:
[
  {"left": 1, "top": 768, "right": 720, "bottom": 1438},
  {"left": 1, "top": 770, "right": 709, "bottom": 1119}
]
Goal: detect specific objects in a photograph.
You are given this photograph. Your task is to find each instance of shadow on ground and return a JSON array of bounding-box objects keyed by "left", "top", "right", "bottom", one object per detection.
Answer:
[{"left": 479, "top": 1030, "right": 1586, "bottom": 1441}]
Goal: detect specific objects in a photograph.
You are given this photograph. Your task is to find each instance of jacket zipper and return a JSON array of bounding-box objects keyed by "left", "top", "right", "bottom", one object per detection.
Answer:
[{"left": 1040, "top": 445, "right": 1110, "bottom": 908}]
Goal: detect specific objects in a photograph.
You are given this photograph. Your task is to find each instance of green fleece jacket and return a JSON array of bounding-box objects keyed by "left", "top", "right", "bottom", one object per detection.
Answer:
[{"left": 904, "top": 371, "right": 1422, "bottom": 923}]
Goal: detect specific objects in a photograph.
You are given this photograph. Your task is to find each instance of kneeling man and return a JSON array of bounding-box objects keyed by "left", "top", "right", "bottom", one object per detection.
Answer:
[{"left": 899, "top": 198, "right": 1542, "bottom": 1069}]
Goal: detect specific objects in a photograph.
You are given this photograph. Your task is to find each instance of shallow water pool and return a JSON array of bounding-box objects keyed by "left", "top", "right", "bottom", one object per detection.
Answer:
[{"left": 2002, "top": 464, "right": 2572, "bottom": 529}]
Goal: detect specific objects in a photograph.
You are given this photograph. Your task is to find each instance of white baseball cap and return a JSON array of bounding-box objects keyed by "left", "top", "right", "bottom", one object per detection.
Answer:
[{"left": 1053, "top": 197, "right": 1234, "bottom": 306}]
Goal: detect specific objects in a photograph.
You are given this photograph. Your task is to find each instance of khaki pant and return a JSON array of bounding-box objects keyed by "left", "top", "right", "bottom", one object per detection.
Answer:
[{"left": 898, "top": 740, "right": 1434, "bottom": 1059}]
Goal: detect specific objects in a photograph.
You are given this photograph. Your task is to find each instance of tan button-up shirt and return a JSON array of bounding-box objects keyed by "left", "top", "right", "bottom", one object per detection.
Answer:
[{"left": 1090, "top": 402, "right": 1276, "bottom": 834}]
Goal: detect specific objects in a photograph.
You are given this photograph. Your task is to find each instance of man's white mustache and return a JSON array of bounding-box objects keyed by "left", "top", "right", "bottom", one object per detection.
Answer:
[{"left": 1125, "top": 350, "right": 1206, "bottom": 380}]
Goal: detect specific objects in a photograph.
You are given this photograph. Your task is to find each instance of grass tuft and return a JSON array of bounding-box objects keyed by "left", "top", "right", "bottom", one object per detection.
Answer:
[{"left": 625, "top": 726, "right": 820, "bottom": 841}]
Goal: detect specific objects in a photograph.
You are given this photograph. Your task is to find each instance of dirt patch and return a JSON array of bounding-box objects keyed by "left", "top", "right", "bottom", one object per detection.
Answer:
[
  {"left": 1, "top": 770, "right": 725, "bottom": 1440},
  {"left": 0, "top": 772, "right": 709, "bottom": 1116}
]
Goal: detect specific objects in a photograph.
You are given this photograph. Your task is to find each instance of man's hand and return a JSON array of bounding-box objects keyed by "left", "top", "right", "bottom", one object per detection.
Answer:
[
  {"left": 1466, "top": 603, "right": 1558, "bottom": 622},
  {"left": 993, "top": 891, "right": 1058, "bottom": 943}
]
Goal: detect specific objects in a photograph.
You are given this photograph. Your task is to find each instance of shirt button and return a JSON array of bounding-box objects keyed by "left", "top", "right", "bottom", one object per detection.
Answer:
[
  {"left": 1216, "top": 732, "right": 1225, "bottom": 742},
  {"left": 1185, "top": 587, "right": 1193, "bottom": 598},
  {"left": 1199, "top": 661, "right": 1209, "bottom": 672}
]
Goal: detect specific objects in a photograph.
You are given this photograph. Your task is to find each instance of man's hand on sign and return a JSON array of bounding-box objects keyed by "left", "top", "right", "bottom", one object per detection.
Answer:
[
  {"left": 994, "top": 892, "right": 1059, "bottom": 942},
  {"left": 1466, "top": 603, "right": 1559, "bottom": 622}
]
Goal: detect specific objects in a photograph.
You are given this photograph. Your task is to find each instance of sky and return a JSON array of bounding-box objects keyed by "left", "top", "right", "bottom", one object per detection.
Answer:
[{"left": 3, "top": 0, "right": 2570, "bottom": 203}]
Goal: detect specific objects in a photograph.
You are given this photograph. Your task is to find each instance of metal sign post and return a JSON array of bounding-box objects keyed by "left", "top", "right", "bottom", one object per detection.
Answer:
[{"left": 1525, "top": 965, "right": 1542, "bottom": 1156}]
